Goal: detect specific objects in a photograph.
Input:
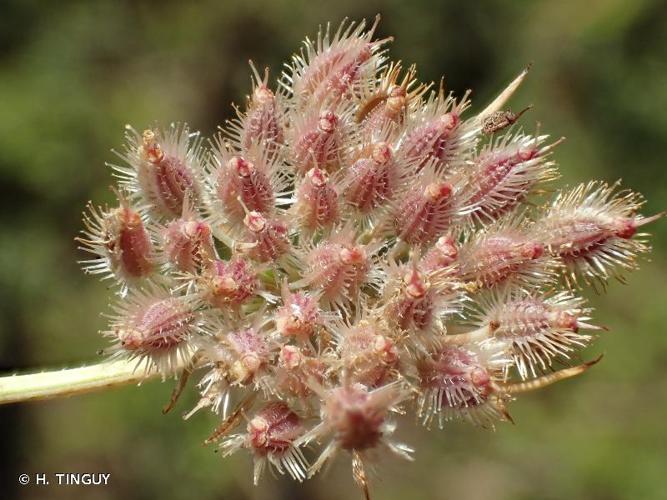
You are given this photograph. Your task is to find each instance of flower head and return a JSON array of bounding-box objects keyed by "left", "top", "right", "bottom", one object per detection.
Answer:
[{"left": 79, "top": 16, "right": 662, "bottom": 497}]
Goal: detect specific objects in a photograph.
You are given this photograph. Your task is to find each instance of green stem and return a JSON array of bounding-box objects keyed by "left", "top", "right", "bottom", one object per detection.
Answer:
[{"left": 0, "top": 359, "right": 175, "bottom": 405}]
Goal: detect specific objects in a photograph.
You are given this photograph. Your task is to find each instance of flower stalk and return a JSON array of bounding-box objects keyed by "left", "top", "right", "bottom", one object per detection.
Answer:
[{"left": 0, "top": 359, "right": 181, "bottom": 405}]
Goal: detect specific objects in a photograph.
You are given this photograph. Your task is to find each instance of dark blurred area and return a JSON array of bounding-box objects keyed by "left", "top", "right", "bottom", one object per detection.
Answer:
[{"left": 1, "top": 1, "right": 666, "bottom": 499}]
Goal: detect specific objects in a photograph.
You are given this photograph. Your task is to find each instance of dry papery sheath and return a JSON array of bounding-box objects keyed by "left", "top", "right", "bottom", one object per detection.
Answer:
[{"left": 77, "top": 15, "right": 662, "bottom": 498}]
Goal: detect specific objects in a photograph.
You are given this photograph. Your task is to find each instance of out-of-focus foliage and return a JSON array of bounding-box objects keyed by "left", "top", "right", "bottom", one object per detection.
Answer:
[{"left": 0, "top": 1, "right": 665, "bottom": 499}]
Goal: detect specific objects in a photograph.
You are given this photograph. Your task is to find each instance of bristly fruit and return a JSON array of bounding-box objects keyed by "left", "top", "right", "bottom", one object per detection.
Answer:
[
  {"left": 78, "top": 191, "right": 156, "bottom": 293},
  {"left": 78, "top": 15, "right": 662, "bottom": 499},
  {"left": 221, "top": 400, "right": 308, "bottom": 484},
  {"left": 111, "top": 124, "right": 204, "bottom": 219}
]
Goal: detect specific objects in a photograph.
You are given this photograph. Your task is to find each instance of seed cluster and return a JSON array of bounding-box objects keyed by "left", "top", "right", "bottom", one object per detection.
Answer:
[{"left": 77, "top": 16, "right": 661, "bottom": 495}]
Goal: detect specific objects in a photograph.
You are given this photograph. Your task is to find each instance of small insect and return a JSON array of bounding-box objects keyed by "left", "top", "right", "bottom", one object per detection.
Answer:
[{"left": 482, "top": 105, "right": 532, "bottom": 135}]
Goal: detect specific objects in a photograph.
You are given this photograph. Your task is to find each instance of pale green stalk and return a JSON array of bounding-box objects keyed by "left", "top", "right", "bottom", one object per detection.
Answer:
[{"left": 0, "top": 359, "right": 179, "bottom": 405}]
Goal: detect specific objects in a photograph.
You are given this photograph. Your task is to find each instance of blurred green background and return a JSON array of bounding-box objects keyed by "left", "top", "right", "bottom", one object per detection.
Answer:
[{"left": 1, "top": 0, "right": 666, "bottom": 499}]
